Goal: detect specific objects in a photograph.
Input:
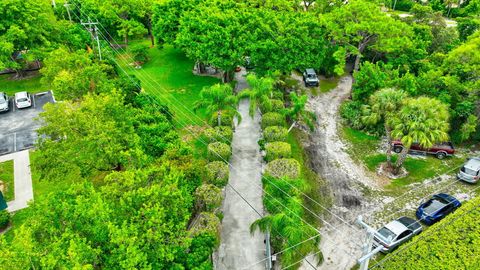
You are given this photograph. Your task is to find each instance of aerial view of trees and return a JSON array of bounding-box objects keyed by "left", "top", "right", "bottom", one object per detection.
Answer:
[{"left": 0, "top": 0, "right": 478, "bottom": 269}]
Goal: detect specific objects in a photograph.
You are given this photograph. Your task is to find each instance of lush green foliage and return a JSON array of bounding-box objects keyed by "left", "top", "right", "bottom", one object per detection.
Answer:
[
  {"left": 195, "top": 184, "right": 222, "bottom": 212},
  {"left": 283, "top": 92, "right": 316, "bottom": 131},
  {"left": 265, "top": 142, "right": 292, "bottom": 162},
  {"left": 0, "top": 160, "right": 14, "bottom": 201},
  {"left": 264, "top": 126, "right": 289, "bottom": 142},
  {"left": 265, "top": 158, "right": 301, "bottom": 179},
  {"left": 251, "top": 176, "right": 321, "bottom": 268},
  {"left": 203, "top": 126, "right": 233, "bottom": 144},
  {"left": 204, "top": 161, "right": 229, "bottom": 188},
  {"left": 207, "top": 142, "right": 232, "bottom": 162},
  {"left": 261, "top": 112, "right": 286, "bottom": 129},
  {"left": 0, "top": 210, "right": 10, "bottom": 230},
  {"left": 194, "top": 84, "right": 240, "bottom": 127},
  {"left": 129, "top": 43, "right": 149, "bottom": 64},
  {"left": 260, "top": 99, "right": 284, "bottom": 113}
]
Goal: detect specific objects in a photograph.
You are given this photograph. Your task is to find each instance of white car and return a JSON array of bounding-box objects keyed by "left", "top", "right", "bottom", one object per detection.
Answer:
[
  {"left": 373, "top": 216, "right": 423, "bottom": 253},
  {"left": 14, "top": 91, "right": 32, "bottom": 109},
  {"left": 0, "top": 92, "right": 9, "bottom": 112}
]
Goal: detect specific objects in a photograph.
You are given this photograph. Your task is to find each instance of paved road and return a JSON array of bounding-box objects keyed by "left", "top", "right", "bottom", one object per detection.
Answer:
[
  {"left": 214, "top": 69, "right": 265, "bottom": 270},
  {"left": 0, "top": 150, "right": 33, "bottom": 212}
]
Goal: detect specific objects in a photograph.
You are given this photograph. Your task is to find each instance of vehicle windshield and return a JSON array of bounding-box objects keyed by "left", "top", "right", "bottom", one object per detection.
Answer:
[
  {"left": 423, "top": 198, "right": 447, "bottom": 215},
  {"left": 0, "top": 98, "right": 5, "bottom": 104},
  {"left": 17, "top": 98, "right": 28, "bottom": 102},
  {"left": 378, "top": 227, "right": 396, "bottom": 243}
]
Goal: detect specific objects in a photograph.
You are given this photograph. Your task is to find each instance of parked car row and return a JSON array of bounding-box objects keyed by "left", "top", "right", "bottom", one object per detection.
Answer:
[
  {"left": 0, "top": 91, "right": 32, "bottom": 112},
  {"left": 374, "top": 193, "right": 461, "bottom": 253}
]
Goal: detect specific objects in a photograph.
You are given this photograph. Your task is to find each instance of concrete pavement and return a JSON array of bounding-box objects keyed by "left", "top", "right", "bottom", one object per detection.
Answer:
[
  {"left": 214, "top": 69, "right": 266, "bottom": 270},
  {"left": 0, "top": 150, "right": 33, "bottom": 212}
]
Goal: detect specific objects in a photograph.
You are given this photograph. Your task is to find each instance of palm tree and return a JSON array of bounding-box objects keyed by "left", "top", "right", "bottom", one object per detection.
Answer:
[
  {"left": 239, "top": 74, "right": 275, "bottom": 116},
  {"left": 194, "top": 84, "right": 240, "bottom": 126},
  {"left": 389, "top": 97, "right": 450, "bottom": 174},
  {"left": 362, "top": 88, "right": 407, "bottom": 169},
  {"left": 284, "top": 92, "right": 316, "bottom": 132}
]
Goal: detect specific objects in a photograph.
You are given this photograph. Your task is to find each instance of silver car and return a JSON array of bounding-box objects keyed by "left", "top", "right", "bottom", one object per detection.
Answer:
[
  {"left": 373, "top": 216, "right": 423, "bottom": 253},
  {"left": 0, "top": 92, "right": 9, "bottom": 112},
  {"left": 457, "top": 157, "right": 480, "bottom": 184},
  {"left": 14, "top": 91, "right": 32, "bottom": 109}
]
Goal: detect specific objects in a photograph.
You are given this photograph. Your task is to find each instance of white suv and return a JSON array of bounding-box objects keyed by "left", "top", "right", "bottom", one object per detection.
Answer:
[{"left": 14, "top": 91, "right": 32, "bottom": 109}]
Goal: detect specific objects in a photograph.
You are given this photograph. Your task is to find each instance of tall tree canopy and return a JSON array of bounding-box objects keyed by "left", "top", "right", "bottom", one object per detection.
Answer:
[
  {"left": 0, "top": 0, "right": 56, "bottom": 74},
  {"left": 323, "top": 0, "right": 414, "bottom": 71}
]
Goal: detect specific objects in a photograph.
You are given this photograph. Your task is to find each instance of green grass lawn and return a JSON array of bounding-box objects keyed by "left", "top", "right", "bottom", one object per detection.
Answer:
[
  {"left": 0, "top": 73, "right": 44, "bottom": 96},
  {"left": 116, "top": 40, "right": 219, "bottom": 126},
  {"left": 341, "top": 127, "right": 464, "bottom": 193},
  {"left": 0, "top": 160, "right": 14, "bottom": 201},
  {"left": 310, "top": 77, "right": 340, "bottom": 96}
]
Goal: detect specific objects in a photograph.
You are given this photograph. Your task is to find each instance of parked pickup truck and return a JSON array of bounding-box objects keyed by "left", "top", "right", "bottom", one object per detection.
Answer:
[{"left": 392, "top": 140, "right": 455, "bottom": 159}]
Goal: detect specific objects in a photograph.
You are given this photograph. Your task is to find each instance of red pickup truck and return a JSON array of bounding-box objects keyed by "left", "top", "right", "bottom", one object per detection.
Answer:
[{"left": 392, "top": 140, "right": 455, "bottom": 159}]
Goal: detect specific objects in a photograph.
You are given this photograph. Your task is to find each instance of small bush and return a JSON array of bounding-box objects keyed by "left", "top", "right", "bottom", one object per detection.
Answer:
[
  {"left": 340, "top": 100, "right": 364, "bottom": 130},
  {"left": 265, "top": 158, "right": 301, "bottom": 179},
  {"left": 271, "top": 90, "right": 284, "bottom": 99},
  {"left": 261, "top": 112, "right": 286, "bottom": 129},
  {"left": 260, "top": 99, "right": 284, "bottom": 113},
  {"left": 207, "top": 142, "right": 231, "bottom": 161},
  {"left": 190, "top": 212, "right": 221, "bottom": 238},
  {"left": 205, "top": 161, "right": 229, "bottom": 187},
  {"left": 209, "top": 111, "right": 234, "bottom": 127},
  {"left": 203, "top": 126, "right": 233, "bottom": 144},
  {"left": 0, "top": 210, "right": 10, "bottom": 229},
  {"left": 264, "top": 126, "right": 288, "bottom": 142},
  {"left": 195, "top": 184, "right": 223, "bottom": 212},
  {"left": 129, "top": 44, "right": 149, "bottom": 64},
  {"left": 265, "top": 142, "right": 292, "bottom": 162}
]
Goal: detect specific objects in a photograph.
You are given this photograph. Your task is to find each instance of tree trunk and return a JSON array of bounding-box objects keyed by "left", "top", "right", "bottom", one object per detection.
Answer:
[
  {"left": 353, "top": 38, "right": 371, "bottom": 72},
  {"left": 147, "top": 20, "right": 155, "bottom": 47},
  {"left": 385, "top": 123, "right": 393, "bottom": 169},
  {"left": 394, "top": 146, "right": 409, "bottom": 175},
  {"left": 124, "top": 34, "right": 128, "bottom": 46},
  {"left": 217, "top": 111, "right": 222, "bottom": 127},
  {"left": 288, "top": 121, "right": 297, "bottom": 133},
  {"left": 198, "top": 62, "right": 206, "bottom": 74},
  {"left": 222, "top": 70, "right": 232, "bottom": 83}
]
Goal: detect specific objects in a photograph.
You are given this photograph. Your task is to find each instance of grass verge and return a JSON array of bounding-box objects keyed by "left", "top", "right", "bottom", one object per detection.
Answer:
[
  {"left": 0, "top": 73, "right": 44, "bottom": 96},
  {"left": 341, "top": 126, "right": 465, "bottom": 194},
  {"left": 0, "top": 160, "right": 14, "bottom": 201},
  {"left": 116, "top": 40, "right": 219, "bottom": 126},
  {"left": 288, "top": 128, "right": 332, "bottom": 226}
]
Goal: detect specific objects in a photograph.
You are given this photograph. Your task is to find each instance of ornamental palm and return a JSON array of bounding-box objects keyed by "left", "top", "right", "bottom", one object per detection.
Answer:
[
  {"left": 194, "top": 84, "right": 240, "bottom": 126},
  {"left": 284, "top": 92, "right": 316, "bottom": 132},
  {"left": 362, "top": 88, "right": 407, "bottom": 169},
  {"left": 389, "top": 97, "right": 450, "bottom": 174},
  {"left": 239, "top": 74, "right": 275, "bottom": 116}
]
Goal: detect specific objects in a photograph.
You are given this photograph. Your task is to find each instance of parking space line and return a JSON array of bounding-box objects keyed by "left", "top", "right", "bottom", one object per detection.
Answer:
[
  {"left": 32, "top": 94, "right": 36, "bottom": 108},
  {"left": 12, "top": 99, "right": 15, "bottom": 112},
  {"left": 13, "top": 132, "right": 16, "bottom": 152}
]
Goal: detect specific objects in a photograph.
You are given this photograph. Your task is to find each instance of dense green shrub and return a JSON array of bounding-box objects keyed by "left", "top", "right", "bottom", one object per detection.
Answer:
[
  {"left": 340, "top": 100, "right": 365, "bottom": 130},
  {"left": 203, "top": 126, "right": 233, "bottom": 144},
  {"left": 261, "top": 112, "right": 286, "bottom": 129},
  {"left": 265, "top": 142, "right": 292, "bottom": 162},
  {"left": 185, "top": 233, "right": 217, "bottom": 270},
  {"left": 264, "top": 126, "right": 288, "bottom": 142},
  {"left": 195, "top": 184, "right": 222, "bottom": 212},
  {"left": 207, "top": 142, "right": 231, "bottom": 161},
  {"left": 260, "top": 99, "right": 284, "bottom": 113},
  {"left": 129, "top": 44, "right": 149, "bottom": 64},
  {"left": 265, "top": 158, "right": 300, "bottom": 179},
  {"left": 205, "top": 161, "right": 229, "bottom": 187},
  {"left": 209, "top": 110, "right": 234, "bottom": 127},
  {"left": 189, "top": 212, "right": 221, "bottom": 237},
  {"left": 0, "top": 210, "right": 10, "bottom": 229}
]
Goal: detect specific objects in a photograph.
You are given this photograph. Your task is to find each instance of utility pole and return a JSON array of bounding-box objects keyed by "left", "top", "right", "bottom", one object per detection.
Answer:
[
  {"left": 64, "top": 2, "right": 72, "bottom": 22},
  {"left": 356, "top": 216, "right": 386, "bottom": 270},
  {"left": 81, "top": 18, "right": 102, "bottom": 61}
]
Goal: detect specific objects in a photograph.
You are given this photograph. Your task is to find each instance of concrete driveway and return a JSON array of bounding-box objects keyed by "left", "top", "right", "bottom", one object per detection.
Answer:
[{"left": 0, "top": 150, "right": 33, "bottom": 212}]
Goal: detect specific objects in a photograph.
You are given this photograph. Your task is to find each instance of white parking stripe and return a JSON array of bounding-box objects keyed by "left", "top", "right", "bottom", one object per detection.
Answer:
[{"left": 32, "top": 94, "right": 36, "bottom": 108}]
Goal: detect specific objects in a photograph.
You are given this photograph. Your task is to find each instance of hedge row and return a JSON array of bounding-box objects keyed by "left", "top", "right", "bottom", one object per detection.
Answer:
[
  {"left": 261, "top": 112, "right": 286, "bottom": 129},
  {"left": 265, "top": 158, "right": 300, "bottom": 179},
  {"left": 203, "top": 126, "right": 233, "bottom": 143},
  {"left": 265, "top": 142, "right": 291, "bottom": 162},
  {"left": 207, "top": 142, "right": 231, "bottom": 162},
  {"left": 264, "top": 126, "right": 288, "bottom": 142}
]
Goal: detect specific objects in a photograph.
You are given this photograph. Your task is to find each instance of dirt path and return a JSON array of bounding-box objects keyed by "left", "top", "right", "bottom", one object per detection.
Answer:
[
  {"left": 214, "top": 69, "right": 265, "bottom": 270},
  {"left": 298, "top": 75, "right": 378, "bottom": 269}
]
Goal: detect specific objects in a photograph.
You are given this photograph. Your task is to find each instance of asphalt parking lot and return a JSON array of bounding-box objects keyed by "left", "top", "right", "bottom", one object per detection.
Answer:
[{"left": 0, "top": 91, "right": 55, "bottom": 155}]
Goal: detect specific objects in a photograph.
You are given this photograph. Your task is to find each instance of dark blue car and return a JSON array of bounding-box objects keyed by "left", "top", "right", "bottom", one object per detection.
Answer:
[{"left": 416, "top": 193, "right": 461, "bottom": 225}]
